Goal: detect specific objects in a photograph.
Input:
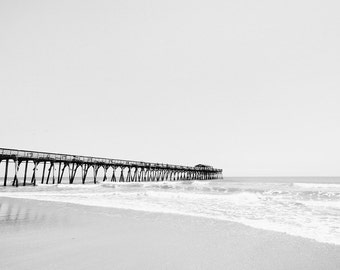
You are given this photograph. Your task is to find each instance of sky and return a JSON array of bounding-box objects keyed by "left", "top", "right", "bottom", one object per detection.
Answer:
[{"left": 0, "top": 0, "right": 339, "bottom": 176}]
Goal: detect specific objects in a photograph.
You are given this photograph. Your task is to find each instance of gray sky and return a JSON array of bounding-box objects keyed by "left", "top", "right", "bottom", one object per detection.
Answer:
[{"left": 0, "top": 0, "right": 339, "bottom": 176}]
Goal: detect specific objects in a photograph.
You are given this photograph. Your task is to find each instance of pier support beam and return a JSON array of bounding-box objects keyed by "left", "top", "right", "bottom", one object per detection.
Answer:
[
  {"left": 132, "top": 167, "right": 138, "bottom": 182},
  {"left": 12, "top": 160, "right": 20, "bottom": 187},
  {"left": 52, "top": 162, "right": 56, "bottom": 184},
  {"left": 93, "top": 165, "right": 99, "bottom": 184},
  {"left": 31, "top": 162, "right": 38, "bottom": 186},
  {"left": 110, "top": 167, "right": 116, "bottom": 182},
  {"left": 57, "top": 162, "right": 62, "bottom": 183},
  {"left": 41, "top": 161, "right": 46, "bottom": 184},
  {"left": 119, "top": 167, "right": 125, "bottom": 182},
  {"left": 138, "top": 168, "right": 144, "bottom": 182},
  {"left": 69, "top": 163, "right": 78, "bottom": 184},
  {"left": 126, "top": 167, "right": 132, "bottom": 182},
  {"left": 103, "top": 166, "right": 108, "bottom": 182},
  {"left": 143, "top": 169, "right": 148, "bottom": 182},
  {"left": 46, "top": 162, "right": 54, "bottom": 184},
  {"left": 23, "top": 160, "right": 28, "bottom": 186},
  {"left": 4, "top": 159, "right": 9, "bottom": 186},
  {"left": 58, "top": 163, "right": 68, "bottom": 184},
  {"left": 81, "top": 164, "right": 90, "bottom": 184}
]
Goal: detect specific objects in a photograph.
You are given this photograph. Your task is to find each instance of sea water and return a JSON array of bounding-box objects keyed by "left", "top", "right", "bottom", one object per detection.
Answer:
[{"left": 0, "top": 177, "right": 339, "bottom": 245}]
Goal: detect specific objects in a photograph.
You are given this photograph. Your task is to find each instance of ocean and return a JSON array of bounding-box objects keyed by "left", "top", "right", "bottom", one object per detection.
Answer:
[{"left": 0, "top": 177, "right": 339, "bottom": 245}]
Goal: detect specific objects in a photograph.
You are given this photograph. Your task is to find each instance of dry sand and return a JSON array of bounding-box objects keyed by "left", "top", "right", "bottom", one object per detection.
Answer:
[{"left": 0, "top": 197, "right": 339, "bottom": 270}]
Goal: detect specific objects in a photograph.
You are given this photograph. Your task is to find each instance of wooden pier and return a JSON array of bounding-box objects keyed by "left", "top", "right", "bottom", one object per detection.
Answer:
[{"left": 0, "top": 148, "right": 223, "bottom": 187}]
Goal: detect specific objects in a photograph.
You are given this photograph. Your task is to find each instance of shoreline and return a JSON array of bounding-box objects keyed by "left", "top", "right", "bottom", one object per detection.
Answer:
[
  {"left": 1, "top": 197, "right": 339, "bottom": 270},
  {"left": 0, "top": 188, "right": 339, "bottom": 246}
]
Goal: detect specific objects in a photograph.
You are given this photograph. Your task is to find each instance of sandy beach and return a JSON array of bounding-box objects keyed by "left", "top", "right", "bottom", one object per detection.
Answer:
[{"left": 0, "top": 197, "right": 339, "bottom": 270}]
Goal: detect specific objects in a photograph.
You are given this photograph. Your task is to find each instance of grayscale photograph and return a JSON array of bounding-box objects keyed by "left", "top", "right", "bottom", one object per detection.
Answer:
[{"left": 0, "top": 0, "right": 339, "bottom": 269}]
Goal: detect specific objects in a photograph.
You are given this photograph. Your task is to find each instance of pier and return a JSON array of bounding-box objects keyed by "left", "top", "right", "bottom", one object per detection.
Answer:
[{"left": 0, "top": 148, "right": 223, "bottom": 186}]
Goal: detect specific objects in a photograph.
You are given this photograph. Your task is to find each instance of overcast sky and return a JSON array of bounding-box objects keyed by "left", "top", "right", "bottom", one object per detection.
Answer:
[{"left": 0, "top": 0, "right": 339, "bottom": 176}]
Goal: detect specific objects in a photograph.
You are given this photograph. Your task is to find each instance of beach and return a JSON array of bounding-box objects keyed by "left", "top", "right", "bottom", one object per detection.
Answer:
[
  {"left": 1, "top": 0, "right": 339, "bottom": 268},
  {"left": 1, "top": 197, "right": 339, "bottom": 270}
]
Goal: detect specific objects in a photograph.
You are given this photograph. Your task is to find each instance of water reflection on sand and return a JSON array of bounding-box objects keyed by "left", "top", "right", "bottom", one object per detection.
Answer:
[{"left": 0, "top": 198, "right": 69, "bottom": 229}]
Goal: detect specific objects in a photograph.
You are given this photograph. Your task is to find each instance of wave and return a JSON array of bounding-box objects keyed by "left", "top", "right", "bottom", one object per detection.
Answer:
[
  {"left": 293, "top": 183, "right": 340, "bottom": 189},
  {"left": 1, "top": 181, "right": 339, "bottom": 246},
  {"left": 298, "top": 200, "right": 340, "bottom": 209}
]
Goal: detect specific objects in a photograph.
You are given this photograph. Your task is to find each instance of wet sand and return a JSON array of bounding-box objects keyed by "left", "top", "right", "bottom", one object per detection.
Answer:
[{"left": 0, "top": 197, "right": 339, "bottom": 270}]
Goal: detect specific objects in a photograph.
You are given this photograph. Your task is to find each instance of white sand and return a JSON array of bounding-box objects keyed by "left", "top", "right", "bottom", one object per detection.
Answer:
[{"left": 0, "top": 197, "right": 339, "bottom": 270}]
